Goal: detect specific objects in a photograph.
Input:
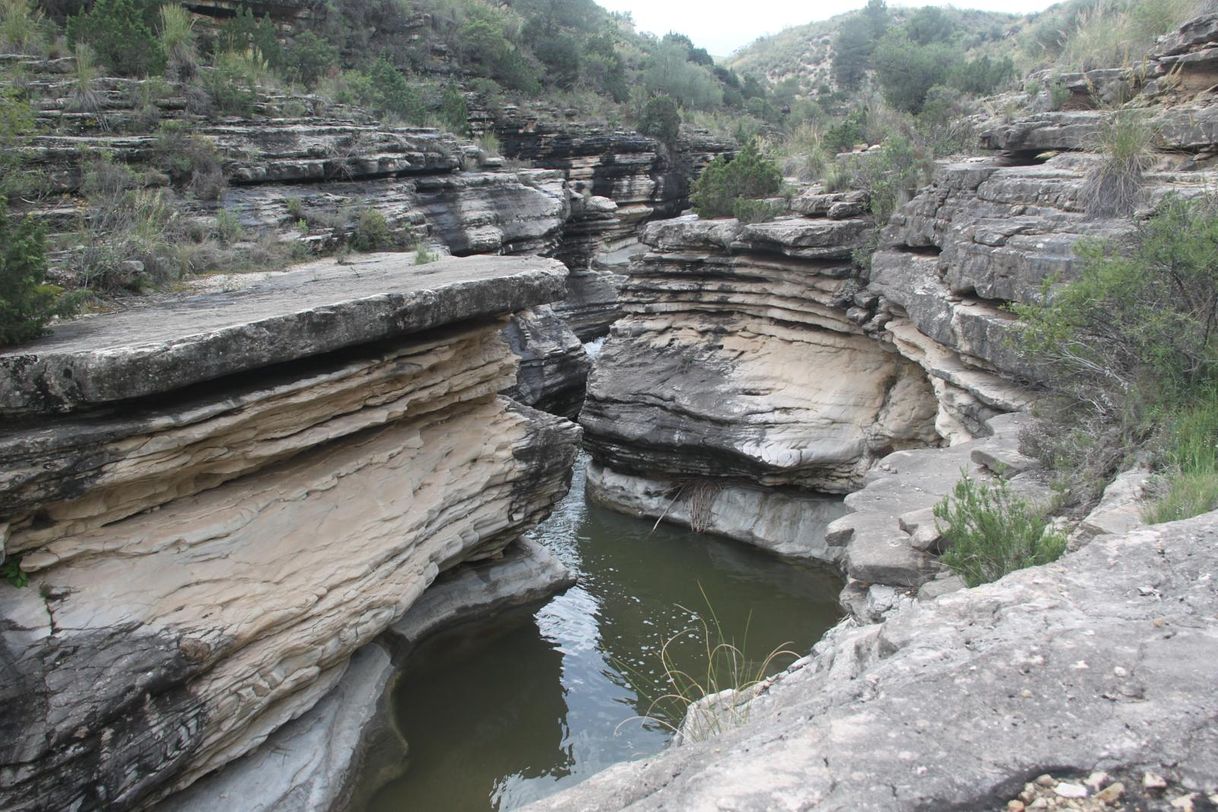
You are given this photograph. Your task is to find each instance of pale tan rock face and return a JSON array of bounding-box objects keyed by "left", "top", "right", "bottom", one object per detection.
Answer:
[
  {"left": 581, "top": 214, "right": 941, "bottom": 504},
  {"left": 0, "top": 254, "right": 581, "bottom": 812}
]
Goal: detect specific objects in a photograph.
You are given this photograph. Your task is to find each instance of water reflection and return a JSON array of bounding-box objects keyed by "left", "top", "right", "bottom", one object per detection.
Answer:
[{"left": 363, "top": 456, "right": 842, "bottom": 811}]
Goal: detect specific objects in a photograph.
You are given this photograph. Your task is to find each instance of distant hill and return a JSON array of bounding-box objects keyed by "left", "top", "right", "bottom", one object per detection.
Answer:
[{"left": 728, "top": 6, "right": 1022, "bottom": 91}]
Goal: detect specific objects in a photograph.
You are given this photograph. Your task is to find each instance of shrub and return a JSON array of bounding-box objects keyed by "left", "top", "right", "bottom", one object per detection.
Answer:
[
  {"left": 873, "top": 33, "right": 960, "bottom": 114},
  {"left": 643, "top": 41, "right": 722, "bottom": 111},
  {"left": 1144, "top": 391, "right": 1218, "bottom": 524},
  {"left": 1015, "top": 197, "right": 1218, "bottom": 508},
  {"left": 637, "top": 95, "right": 680, "bottom": 146},
  {"left": 1081, "top": 110, "right": 1155, "bottom": 218},
  {"left": 438, "top": 83, "right": 468, "bottom": 134},
  {"left": 67, "top": 0, "right": 163, "bottom": 77},
  {"left": 0, "top": 199, "right": 75, "bottom": 346},
  {"left": 203, "top": 49, "right": 266, "bottom": 117},
  {"left": 824, "top": 109, "right": 867, "bottom": 153},
  {"left": 732, "top": 198, "right": 783, "bottom": 224},
  {"left": 839, "top": 135, "right": 930, "bottom": 224},
  {"left": 217, "top": 7, "right": 282, "bottom": 70},
  {"left": 153, "top": 124, "right": 225, "bottom": 200},
  {"left": 283, "top": 30, "right": 338, "bottom": 88},
  {"left": 0, "top": 0, "right": 47, "bottom": 56},
  {"left": 349, "top": 208, "right": 393, "bottom": 251},
  {"left": 414, "top": 241, "right": 438, "bottom": 265},
  {"left": 362, "top": 58, "right": 425, "bottom": 122},
  {"left": 214, "top": 209, "right": 242, "bottom": 245},
  {"left": 934, "top": 475, "right": 1067, "bottom": 587},
  {"left": 690, "top": 139, "right": 781, "bottom": 219}
]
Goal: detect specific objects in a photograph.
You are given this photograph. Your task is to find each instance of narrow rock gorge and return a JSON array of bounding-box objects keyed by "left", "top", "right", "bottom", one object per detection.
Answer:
[{"left": 3, "top": 3, "right": 1218, "bottom": 810}]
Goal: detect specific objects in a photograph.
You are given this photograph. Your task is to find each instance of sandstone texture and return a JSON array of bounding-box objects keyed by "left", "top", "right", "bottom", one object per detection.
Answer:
[
  {"left": 159, "top": 536, "right": 576, "bottom": 812},
  {"left": 579, "top": 203, "right": 940, "bottom": 561},
  {"left": 524, "top": 510, "right": 1218, "bottom": 811},
  {"left": 0, "top": 253, "right": 581, "bottom": 811}
]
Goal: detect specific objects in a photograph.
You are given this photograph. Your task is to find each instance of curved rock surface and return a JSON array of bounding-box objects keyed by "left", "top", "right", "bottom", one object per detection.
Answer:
[
  {"left": 524, "top": 510, "right": 1218, "bottom": 811},
  {"left": 0, "top": 253, "right": 581, "bottom": 811},
  {"left": 502, "top": 305, "right": 592, "bottom": 418},
  {"left": 580, "top": 207, "right": 940, "bottom": 560}
]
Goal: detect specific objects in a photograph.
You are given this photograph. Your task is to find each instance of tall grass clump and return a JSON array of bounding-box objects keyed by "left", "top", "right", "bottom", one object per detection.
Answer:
[
  {"left": 1054, "top": 0, "right": 1205, "bottom": 70},
  {"left": 934, "top": 475, "right": 1066, "bottom": 587},
  {"left": 1081, "top": 110, "right": 1155, "bottom": 218},
  {"left": 0, "top": 0, "right": 47, "bottom": 56},
  {"left": 622, "top": 591, "right": 797, "bottom": 742},
  {"left": 1016, "top": 196, "right": 1218, "bottom": 517},
  {"left": 66, "top": 44, "right": 103, "bottom": 115},
  {"left": 159, "top": 4, "right": 198, "bottom": 80}
]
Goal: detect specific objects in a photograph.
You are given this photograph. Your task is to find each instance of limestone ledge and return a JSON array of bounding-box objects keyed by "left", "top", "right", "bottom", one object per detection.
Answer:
[
  {"left": 586, "top": 463, "right": 849, "bottom": 562},
  {"left": 2, "top": 321, "right": 516, "bottom": 558},
  {"left": 523, "top": 508, "right": 1218, "bottom": 811},
  {"left": 0, "top": 252, "right": 568, "bottom": 415}
]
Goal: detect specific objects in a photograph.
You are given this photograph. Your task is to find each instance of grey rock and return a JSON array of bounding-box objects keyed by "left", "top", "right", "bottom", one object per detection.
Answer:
[
  {"left": 159, "top": 642, "right": 398, "bottom": 812},
  {"left": 523, "top": 511, "right": 1218, "bottom": 812},
  {"left": 388, "top": 537, "right": 576, "bottom": 646},
  {"left": 0, "top": 253, "right": 568, "bottom": 415},
  {"left": 502, "top": 305, "right": 592, "bottom": 418}
]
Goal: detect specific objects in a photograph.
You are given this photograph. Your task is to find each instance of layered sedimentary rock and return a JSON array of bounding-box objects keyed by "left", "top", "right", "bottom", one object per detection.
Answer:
[
  {"left": 526, "top": 511, "right": 1218, "bottom": 811},
  {"left": 16, "top": 68, "right": 569, "bottom": 271},
  {"left": 581, "top": 204, "right": 940, "bottom": 561},
  {"left": 159, "top": 537, "right": 576, "bottom": 812},
  {"left": 0, "top": 254, "right": 581, "bottom": 811},
  {"left": 502, "top": 305, "right": 592, "bottom": 418},
  {"left": 485, "top": 107, "right": 733, "bottom": 338}
]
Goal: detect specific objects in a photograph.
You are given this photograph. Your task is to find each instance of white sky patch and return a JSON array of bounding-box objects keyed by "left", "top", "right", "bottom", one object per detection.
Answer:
[{"left": 594, "top": 0, "right": 1063, "bottom": 57}]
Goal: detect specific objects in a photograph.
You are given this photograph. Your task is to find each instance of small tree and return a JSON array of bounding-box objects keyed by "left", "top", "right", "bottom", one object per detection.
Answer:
[
  {"left": 0, "top": 199, "right": 74, "bottom": 345},
  {"left": 638, "top": 95, "right": 680, "bottom": 146},
  {"left": 690, "top": 139, "right": 782, "bottom": 219},
  {"left": 935, "top": 475, "right": 1066, "bottom": 587},
  {"left": 67, "top": 0, "right": 163, "bottom": 76}
]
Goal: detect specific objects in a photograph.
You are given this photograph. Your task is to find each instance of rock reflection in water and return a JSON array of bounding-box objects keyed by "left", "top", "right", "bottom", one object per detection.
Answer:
[{"left": 363, "top": 455, "right": 842, "bottom": 811}]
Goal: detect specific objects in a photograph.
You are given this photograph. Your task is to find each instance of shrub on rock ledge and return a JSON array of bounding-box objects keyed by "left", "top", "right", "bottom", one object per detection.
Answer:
[
  {"left": 0, "top": 200, "right": 76, "bottom": 345},
  {"left": 691, "top": 139, "right": 782, "bottom": 219},
  {"left": 934, "top": 475, "right": 1066, "bottom": 587}
]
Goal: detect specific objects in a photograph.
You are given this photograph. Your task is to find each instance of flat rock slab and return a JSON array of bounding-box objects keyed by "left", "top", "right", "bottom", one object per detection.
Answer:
[{"left": 0, "top": 253, "right": 568, "bottom": 415}]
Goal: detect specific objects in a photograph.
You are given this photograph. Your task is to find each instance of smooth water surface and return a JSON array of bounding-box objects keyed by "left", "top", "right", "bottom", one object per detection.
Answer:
[{"left": 363, "top": 456, "right": 843, "bottom": 812}]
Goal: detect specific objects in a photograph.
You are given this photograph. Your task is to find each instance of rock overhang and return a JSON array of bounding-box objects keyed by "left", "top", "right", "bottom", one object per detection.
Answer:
[{"left": 0, "top": 253, "right": 569, "bottom": 415}]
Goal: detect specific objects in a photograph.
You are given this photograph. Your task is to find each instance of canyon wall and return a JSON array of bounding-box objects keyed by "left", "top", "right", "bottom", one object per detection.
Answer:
[{"left": 0, "top": 253, "right": 580, "bottom": 810}]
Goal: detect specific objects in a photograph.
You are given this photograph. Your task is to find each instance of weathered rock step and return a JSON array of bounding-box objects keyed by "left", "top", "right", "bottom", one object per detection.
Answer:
[{"left": 0, "top": 253, "right": 568, "bottom": 415}]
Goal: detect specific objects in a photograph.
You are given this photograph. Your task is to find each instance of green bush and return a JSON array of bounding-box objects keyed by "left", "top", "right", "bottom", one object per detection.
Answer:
[
  {"left": 690, "top": 139, "right": 782, "bottom": 219},
  {"left": 731, "top": 198, "right": 783, "bottom": 224},
  {"left": 438, "top": 83, "right": 469, "bottom": 134},
  {"left": 363, "top": 58, "right": 425, "bottom": 122},
  {"left": 203, "top": 50, "right": 266, "bottom": 117},
  {"left": 349, "top": 208, "right": 394, "bottom": 251},
  {"left": 67, "top": 0, "right": 163, "bottom": 76},
  {"left": 0, "top": 199, "right": 75, "bottom": 345},
  {"left": 873, "top": 32, "right": 959, "bottom": 114},
  {"left": 1015, "top": 197, "right": 1218, "bottom": 511},
  {"left": 284, "top": 30, "right": 339, "bottom": 88},
  {"left": 217, "top": 7, "right": 282, "bottom": 70},
  {"left": 153, "top": 124, "right": 225, "bottom": 200},
  {"left": 159, "top": 4, "right": 197, "bottom": 79},
  {"left": 935, "top": 475, "right": 1067, "bottom": 587},
  {"left": 638, "top": 95, "right": 680, "bottom": 146}
]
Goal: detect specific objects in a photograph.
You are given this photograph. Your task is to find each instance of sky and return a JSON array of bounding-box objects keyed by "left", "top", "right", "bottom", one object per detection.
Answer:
[{"left": 594, "top": 0, "right": 1063, "bottom": 56}]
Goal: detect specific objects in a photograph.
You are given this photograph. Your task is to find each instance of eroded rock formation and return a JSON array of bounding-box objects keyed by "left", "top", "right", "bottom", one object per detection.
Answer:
[
  {"left": 0, "top": 254, "right": 581, "bottom": 810},
  {"left": 579, "top": 201, "right": 940, "bottom": 561}
]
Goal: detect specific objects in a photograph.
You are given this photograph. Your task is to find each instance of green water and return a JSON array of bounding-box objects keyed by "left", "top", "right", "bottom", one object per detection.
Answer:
[{"left": 362, "top": 456, "right": 844, "bottom": 812}]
